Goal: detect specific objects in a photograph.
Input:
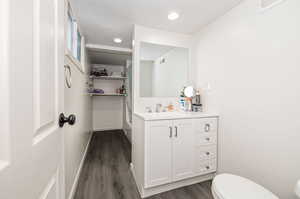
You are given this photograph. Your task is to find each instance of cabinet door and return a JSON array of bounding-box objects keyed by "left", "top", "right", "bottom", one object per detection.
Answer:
[
  {"left": 145, "top": 120, "right": 173, "bottom": 188},
  {"left": 172, "top": 119, "right": 194, "bottom": 181}
]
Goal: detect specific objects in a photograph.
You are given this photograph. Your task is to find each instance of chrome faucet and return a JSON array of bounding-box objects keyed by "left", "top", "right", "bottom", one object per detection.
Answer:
[{"left": 155, "top": 103, "right": 162, "bottom": 113}]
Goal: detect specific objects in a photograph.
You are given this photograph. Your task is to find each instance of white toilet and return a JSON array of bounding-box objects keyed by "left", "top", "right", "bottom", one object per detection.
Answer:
[{"left": 212, "top": 174, "right": 279, "bottom": 199}]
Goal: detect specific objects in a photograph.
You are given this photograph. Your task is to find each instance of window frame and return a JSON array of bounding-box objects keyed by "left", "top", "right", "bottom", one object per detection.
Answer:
[{"left": 65, "top": 1, "right": 85, "bottom": 73}]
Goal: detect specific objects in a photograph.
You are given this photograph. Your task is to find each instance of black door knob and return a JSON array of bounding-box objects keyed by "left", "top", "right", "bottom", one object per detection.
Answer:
[{"left": 59, "top": 113, "right": 76, "bottom": 127}]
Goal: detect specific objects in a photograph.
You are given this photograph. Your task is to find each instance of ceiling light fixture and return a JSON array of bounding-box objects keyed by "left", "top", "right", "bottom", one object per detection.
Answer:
[
  {"left": 114, "top": 38, "right": 122, "bottom": 43},
  {"left": 168, "top": 12, "right": 179, "bottom": 20}
]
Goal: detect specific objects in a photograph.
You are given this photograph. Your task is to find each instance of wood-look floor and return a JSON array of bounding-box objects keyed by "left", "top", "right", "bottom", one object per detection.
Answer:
[{"left": 74, "top": 131, "right": 214, "bottom": 199}]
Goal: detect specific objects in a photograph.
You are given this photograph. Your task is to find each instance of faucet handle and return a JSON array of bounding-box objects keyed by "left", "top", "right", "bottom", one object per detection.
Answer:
[{"left": 145, "top": 106, "right": 152, "bottom": 113}]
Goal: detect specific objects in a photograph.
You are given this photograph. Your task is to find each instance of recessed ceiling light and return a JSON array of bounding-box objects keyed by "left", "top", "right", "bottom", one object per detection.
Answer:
[
  {"left": 114, "top": 38, "right": 122, "bottom": 43},
  {"left": 168, "top": 12, "right": 179, "bottom": 20}
]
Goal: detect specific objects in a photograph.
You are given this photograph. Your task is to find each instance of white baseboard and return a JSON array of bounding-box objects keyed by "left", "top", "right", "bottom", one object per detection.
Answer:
[
  {"left": 130, "top": 163, "right": 215, "bottom": 198},
  {"left": 123, "top": 128, "right": 132, "bottom": 143},
  {"left": 123, "top": 128, "right": 129, "bottom": 135},
  {"left": 130, "top": 163, "right": 143, "bottom": 195},
  {"left": 67, "top": 132, "right": 93, "bottom": 199},
  {"left": 93, "top": 128, "right": 122, "bottom": 132}
]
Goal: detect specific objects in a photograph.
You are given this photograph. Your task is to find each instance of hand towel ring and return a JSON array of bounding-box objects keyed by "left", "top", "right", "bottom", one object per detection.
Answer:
[{"left": 64, "top": 64, "right": 72, "bottom": 88}]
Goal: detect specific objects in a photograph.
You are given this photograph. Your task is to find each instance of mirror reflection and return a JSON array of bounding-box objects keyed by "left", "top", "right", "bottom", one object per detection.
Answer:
[{"left": 139, "top": 42, "right": 189, "bottom": 97}]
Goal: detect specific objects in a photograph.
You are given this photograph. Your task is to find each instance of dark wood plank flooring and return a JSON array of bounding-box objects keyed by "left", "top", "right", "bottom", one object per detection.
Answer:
[{"left": 74, "top": 131, "right": 214, "bottom": 199}]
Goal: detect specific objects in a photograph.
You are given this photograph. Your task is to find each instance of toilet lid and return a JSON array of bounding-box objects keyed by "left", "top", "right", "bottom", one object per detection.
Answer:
[{"left": 212, "top": 174, "right": 279, "bottom": 199}]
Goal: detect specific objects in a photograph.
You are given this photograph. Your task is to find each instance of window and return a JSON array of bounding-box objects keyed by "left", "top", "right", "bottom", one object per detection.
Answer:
[
  {"left": 76, "top": 31, "right": 82, "bottom": 61},
  {"left": 67, "top": 12, "right": 73, "bottom": 52},
  {"left": 67, "top": 4, "right": 83, "bottom": 66}
]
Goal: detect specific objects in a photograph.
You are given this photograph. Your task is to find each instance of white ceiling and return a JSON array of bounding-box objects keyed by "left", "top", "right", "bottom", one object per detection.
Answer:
[
  {"left": 70, "top": 0, "right": 242, "bottom": 48},
  {"left": 88, "top": 50, "right": 131, "bottom": 65}
]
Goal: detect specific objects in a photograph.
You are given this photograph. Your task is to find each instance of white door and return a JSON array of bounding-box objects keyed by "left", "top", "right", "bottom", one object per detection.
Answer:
[
  {"left": 172, "top": 119, "right": 194, "bottom": 181},
  {"left": 145, "top": 120, "right": 173, "bottom": 188},
  {"left": 0, "top": 0, "right": 66, "bottom": 198}
]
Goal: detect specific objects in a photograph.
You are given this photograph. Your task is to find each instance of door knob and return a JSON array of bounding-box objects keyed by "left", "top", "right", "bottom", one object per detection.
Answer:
[{"left": 59, "top": 113, "right": 76, "bottom": 127}]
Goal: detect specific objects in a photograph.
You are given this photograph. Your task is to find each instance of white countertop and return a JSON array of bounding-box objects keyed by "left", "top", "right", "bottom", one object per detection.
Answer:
[{"left": 134, "top": 111, "right": 219, "bottom": 121}]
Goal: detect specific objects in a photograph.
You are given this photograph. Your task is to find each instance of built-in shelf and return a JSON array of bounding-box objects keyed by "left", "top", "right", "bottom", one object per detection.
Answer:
[
  {"left": 90, "top": 76, "right": 127, "bottom": 80},
  {"left": 89, "top": 93, "right": 127, "bottom": 97}
]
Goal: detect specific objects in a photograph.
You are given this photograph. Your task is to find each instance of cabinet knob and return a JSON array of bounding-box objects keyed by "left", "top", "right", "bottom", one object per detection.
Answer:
[
  {"left": 206, "top": 166, "right": 210, "bottom": 170},
  {"left": 206, "top": 137, "right": 210, "bottom": 141},
  {"left": 206, "top": 152, "right": 210, "bottom": 156},
  {"left": 205, "top": 123, "right": 211, "bottom": 132}
]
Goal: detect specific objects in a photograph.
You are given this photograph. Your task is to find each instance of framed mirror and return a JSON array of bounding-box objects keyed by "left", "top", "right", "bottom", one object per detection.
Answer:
[{"left": 139, "top": 42, "right": 189, "bottom": 97}]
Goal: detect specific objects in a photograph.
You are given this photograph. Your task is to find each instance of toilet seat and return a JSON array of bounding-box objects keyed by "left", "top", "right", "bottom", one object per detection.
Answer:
[{"left": 212, "top": 174, "right": 279, "bottom": 199}]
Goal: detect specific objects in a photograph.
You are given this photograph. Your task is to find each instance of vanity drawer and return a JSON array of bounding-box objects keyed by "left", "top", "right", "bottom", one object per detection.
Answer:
[
  {"left": 196, "top": 145, "right": 217, "bottom": 160},
  {"left": 195, "top": 133, "right": 217, "bottom": 146},
  {"left": 194, "top": 118, "right": 218, "bottom": 133},
  {"left": 195, "top": 159, "right": 217, "bottom": 174}
]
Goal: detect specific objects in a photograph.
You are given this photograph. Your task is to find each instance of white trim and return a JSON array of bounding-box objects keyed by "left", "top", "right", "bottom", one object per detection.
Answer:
[
  {"left": 67, "top": 132, "right": 93, "bottom": 199},
  {"left": 0, "top": 0, "right": 10, "bottom": 165},
  {"left": 122, "top": 128, "right": 132, "bottom": 143},
  {"left": 131, "top": 163, "right": 215, "bottom": 198},
  {"left": 93, "top": 128, "right": 123, "bottom": 132},
  {"left": 65, "top": 52, "right": 85, "bottom": 74},
  {"left": 80, "top": 37, "right": 86, "bottom": 73},
  {"left": 130, "top": 163, "right": 143, "bottom": 196},
  {"left": 86, "top": 43, "right": 132, "bottom": 55}
]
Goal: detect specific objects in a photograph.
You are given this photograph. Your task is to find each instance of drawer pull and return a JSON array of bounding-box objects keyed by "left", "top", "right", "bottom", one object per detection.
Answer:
[
  {"left": 205, "top": 124, "right": 211, "bottom": 132},
  {"left": 206, "top": 152, "right": 210, "bottom": 156},
  {"left": 206, "top": 166, "right": 210, "bottom": 170},
  {"left": 205, "top": 137, "right": 210, "bottom": 141}
]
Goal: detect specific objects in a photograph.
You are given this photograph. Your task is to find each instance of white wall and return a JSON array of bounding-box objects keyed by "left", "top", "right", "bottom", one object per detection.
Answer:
[
  {"left": 93, "top": 97, "right": 123, "bottom": 131},
  {"left": 64, "top": 40, "right": 93, "bottom": 199},
  {"left": 63, "top": 2, "right": 93, "bottom": 199},
  {"left": 133, "top": 25, "right": 193, "bottom": 113},
  {"left": 0, "top": 0, "right": 9, "bottom": 164},
  {"left": 192, "top": 0, "right": 300, "bottom": 198}
]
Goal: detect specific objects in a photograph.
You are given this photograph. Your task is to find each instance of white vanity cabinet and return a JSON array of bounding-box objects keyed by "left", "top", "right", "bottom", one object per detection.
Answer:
[
  {"left": 145, "top": 119, "right": 194, "bottom": 187},
  {"left": 132, "top": 112, "right": 219, "bottom": 198}
]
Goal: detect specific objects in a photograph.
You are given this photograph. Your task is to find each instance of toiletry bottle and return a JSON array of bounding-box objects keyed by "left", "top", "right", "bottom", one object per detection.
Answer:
[
  {"left": 195, "top": 90, "right": 201, "bottom": 105},
  {"left": 186, "top": 97, "right": 192, "bottom": 112},
  {"left": 167, "top": 102, "right": 174, "bottom": 112},
  {"left": 179, "top": 87, "right": 186, "bottom": 111}
]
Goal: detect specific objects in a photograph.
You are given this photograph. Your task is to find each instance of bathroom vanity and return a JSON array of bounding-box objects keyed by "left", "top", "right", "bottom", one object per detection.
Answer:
[
  {"left": 131, "top": 29, "right": 219, "bottom": 197},
  {"left": 131, "top": 112, "right": 219, "bottom": 197}
]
